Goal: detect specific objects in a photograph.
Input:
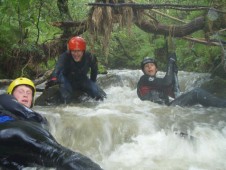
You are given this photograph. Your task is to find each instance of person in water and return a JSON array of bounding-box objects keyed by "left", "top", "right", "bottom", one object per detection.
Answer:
[
  {"left": 137, "top": 53, "right": 226, "bottom": 107},
  {"left": 46, "top": 36, "right": 106, "bottom": 103},
  {"left": 0, "top": 77, "right": 103, "bottom": 170}
]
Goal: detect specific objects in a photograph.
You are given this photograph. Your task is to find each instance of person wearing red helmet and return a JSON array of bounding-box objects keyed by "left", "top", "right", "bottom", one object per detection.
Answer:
[{"left": 46, "top": 36, "right": 106, "bottom": 103}]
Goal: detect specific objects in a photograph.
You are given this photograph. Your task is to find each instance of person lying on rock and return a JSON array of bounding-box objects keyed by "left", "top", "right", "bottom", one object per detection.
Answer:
[
  {"left": 137, "top": 54, "right": 226, "bottom": 107},
  {"left": 0, "top": 77, "right": 103, "bottom": 170},
  {"left": 45, "top": 36, "right": 106, "bottom": 104}
]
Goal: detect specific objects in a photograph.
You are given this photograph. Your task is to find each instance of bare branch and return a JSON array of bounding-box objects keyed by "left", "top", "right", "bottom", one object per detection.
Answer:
[
  {"left": 88, "top": 3, "right": 226, "bottom": 13},
  {"left": 182, "top": 36, "right": 224, "bottom": 46}
]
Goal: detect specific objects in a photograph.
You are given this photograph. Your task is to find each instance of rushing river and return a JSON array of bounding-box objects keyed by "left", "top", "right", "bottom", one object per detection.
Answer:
[{"left": 2, "top": 70, "right": 226, "bottom": 170}]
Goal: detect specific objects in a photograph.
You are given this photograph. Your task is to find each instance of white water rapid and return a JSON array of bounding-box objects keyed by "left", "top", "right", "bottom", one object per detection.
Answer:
[{"left": 4, "top": 70, "right": 226, "bottom": 170}]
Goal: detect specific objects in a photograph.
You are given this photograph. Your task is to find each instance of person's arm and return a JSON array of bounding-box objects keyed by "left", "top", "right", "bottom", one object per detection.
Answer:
[
  {"left": 51, "top": 52, "right": 67, "bottom": 78},
  {"left": 0, "top": 94, "right": 49, "bottom": 128},
  {"left": 46, "top": 52, "right": 67, "bottom": 89},
  {"left": 160, "top": 52, "right": 176, "bottom": 86},
  {"left": 89, "top": 53, "right": 98, "bottom": 82}
]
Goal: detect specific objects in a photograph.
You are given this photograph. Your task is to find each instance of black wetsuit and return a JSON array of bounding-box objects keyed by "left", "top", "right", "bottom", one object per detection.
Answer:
[
  {"left": 137, "top": 59, "right": 175, "bottom": 105},
  {"left": 51, "top": 51, "right": 105, "bottom": 102},
  {"left": 0, "top": 94, "right": 103, "bottom": 170},
  {"left": 137, "top": 60, "right": 226, "bottom": 108}
]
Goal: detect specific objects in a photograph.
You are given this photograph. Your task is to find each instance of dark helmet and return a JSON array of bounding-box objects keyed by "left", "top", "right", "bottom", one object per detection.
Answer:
[{"left": 140, "top": 57, "right": 157, "bottom": 71}]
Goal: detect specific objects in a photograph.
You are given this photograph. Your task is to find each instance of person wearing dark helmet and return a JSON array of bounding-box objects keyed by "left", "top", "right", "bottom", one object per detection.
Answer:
[
  {"left": 46, "top": 36, "right": 106, "bottom": 103},
  {"left": 0, "top": 77, "right": 103, "bottom": 170},
  {"left": 137, "top": 54, "right": 226, "bottom": 107}
]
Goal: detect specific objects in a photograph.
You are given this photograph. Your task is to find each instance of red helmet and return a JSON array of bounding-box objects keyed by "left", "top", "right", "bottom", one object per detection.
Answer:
[{"left": 68, "top": 36, "right": 86, "bottom": 51}]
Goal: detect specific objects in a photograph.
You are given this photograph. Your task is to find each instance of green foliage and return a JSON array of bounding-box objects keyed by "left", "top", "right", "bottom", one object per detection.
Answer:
[
  {"left": 100, "top": 26, "right": 157, "bottom": 69},
  {"left": 98, "top": 63, "right": 107, "bottom": 74},
  {"left": 176, "top": 38, "right": 220, "bottom": 72},
  {"left": 68, "top": 0, "right": 94, "bottom": 20},
  {"left": 0, "top": 0, "right": 61, "bottom": 78},
  {"left": 0, "top": 0, "right": 224, "bottom": 79}
]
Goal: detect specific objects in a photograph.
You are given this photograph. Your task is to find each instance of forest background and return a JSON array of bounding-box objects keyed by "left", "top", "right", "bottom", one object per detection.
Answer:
[{"left": 0, "top": 0, "right": 225, "bottom": 81}]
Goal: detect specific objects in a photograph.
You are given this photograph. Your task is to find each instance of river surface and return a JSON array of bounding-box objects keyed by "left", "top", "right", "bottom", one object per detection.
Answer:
[{"left": 3, "top": 70, "right": 226, "bottom": 170}]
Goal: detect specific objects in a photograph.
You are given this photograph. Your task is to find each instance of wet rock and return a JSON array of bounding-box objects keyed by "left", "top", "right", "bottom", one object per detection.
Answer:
[{"left": 201, "top": 76, "right": 226, "bottom": 99}]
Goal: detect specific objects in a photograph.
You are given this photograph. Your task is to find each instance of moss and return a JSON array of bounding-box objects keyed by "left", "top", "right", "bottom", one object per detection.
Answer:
[{"left": 98, "top": 63, "right": 108, "bottom": 74}]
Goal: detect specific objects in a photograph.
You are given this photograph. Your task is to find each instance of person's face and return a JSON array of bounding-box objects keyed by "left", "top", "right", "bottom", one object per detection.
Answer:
[
  {"left": 71, "top": 50, "right": 84, "bottom": 62},
  {"left": 143, "top": 63, "right": 157, "bottom": 76},
  {"left": 12, "top": 85, "right": 33, "bottom": 108}
]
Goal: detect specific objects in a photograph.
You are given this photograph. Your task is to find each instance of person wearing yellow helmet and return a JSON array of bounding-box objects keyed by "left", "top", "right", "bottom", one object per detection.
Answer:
[
  {"left": 0, "top": 77, "right": 103, "bottom": 170},
  {"left": 7, "top": 77, "right": 36, "bottom": 95},
  {"left": 7, "top": 77, "right": 35, "bottom": 108},
  {"left": 0, "top": 77, "right": 45, "bottom": 124}
]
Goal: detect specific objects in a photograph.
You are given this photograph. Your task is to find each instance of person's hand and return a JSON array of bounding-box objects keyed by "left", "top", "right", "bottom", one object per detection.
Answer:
[
  {"left": 168, "top": 53, "right": 177, "bottom": 63},
  {"left": 45, "top": 77, "right": 58, "bottom": 89}
]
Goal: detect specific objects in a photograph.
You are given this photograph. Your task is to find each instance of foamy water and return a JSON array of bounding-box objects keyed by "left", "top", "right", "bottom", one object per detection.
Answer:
[{"left": 33, "top": 70, "right": 226, "bottom": 170}]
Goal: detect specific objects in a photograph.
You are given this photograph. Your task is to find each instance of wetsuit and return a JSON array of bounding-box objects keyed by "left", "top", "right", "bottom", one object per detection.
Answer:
[
  {"left": 0, "top": 94, "right": 103, "bottom": 170},
  {"left": 137, "top": 59, "right": 226, "bottom": 108},
  {"left": 51, "top": 51, "right": 105, "bottom": 103},
  {"left": 137, "top": 58, "right": 175, "bottom": 105}
]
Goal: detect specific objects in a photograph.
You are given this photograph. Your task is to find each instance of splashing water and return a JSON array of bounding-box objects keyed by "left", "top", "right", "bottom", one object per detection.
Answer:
[{"left": 33, "top": 70, "right": 226, "bottom": 170}]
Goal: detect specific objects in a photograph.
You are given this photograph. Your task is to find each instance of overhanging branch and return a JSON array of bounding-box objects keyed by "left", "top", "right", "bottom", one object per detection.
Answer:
[
  {"left": 134, "top": 16, "right": 206, "bottom": 37},
  {"left": 88, "top": 3, "right": 226, "bottom": 13}
]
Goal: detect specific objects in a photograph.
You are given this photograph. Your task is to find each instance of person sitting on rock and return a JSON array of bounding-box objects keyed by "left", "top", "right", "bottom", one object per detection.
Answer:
[{"left": 46, "top": 36, "right": 106, "bottom": 103}]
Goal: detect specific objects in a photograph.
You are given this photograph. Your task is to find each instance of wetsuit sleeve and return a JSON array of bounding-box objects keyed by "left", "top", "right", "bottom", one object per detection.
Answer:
[
  {"left": 90, "top": 54, "right": 98, "bottom": 82},
  {"left": 51, "top": 52, "right": 67, "bottom": 79},
  {"left": 0, "top": 94, "right": 49, "bottom": 128}
]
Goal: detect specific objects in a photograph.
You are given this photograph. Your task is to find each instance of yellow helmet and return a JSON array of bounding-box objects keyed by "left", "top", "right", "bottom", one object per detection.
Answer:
[{"left": 7, "top": 77, "right": 36, "bottom": 96}]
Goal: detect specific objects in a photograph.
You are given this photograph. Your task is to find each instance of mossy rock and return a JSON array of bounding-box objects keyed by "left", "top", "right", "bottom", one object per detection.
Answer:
[
  {"left": 35, "top": 85, "right": 88, "bottom": 106},
  {"left": 35, "top": 84, "right": 106, "bottom": 106},
  {"left": 35, "top": 85, "right": 61, "bottom": 106},
  {"left": 201, "top": 76, "right": 226, "bottom": 99}
]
